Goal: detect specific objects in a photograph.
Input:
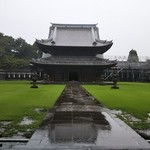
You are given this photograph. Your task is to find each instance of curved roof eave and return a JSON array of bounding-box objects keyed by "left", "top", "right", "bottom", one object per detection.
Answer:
[
  {"left": 31, "top": 61, "right": 117, "bottom": 67},
  {"left": 35, "top": 40, "right": 113, "bottom": 55},
  {"left": 35, "top": 39, "right": 113, "bottom": 46}
]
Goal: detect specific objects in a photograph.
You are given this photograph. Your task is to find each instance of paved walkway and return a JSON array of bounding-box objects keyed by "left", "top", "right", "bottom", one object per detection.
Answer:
[{"left": 13, "top": 83, "right": 150, "bottom": 149}]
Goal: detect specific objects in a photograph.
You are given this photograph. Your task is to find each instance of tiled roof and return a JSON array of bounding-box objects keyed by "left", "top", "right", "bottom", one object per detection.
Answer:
[
  {"left": 32, "top": 56, "right": 117, "bottom": 66},
  {"left": 36, "top": 23, "right": 112, "bottom": 47}
]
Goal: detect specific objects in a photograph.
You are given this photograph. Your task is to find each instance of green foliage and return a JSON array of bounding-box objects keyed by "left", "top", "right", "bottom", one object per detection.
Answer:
[
  {"left": 127, "top": 49, "right": 139, "bottom": 62},
  {"left": 0, "top": 33, "right": 41, "bottom": 69},
  {"left": 0, "top": 54, "right": 29, "bottom": 69}
]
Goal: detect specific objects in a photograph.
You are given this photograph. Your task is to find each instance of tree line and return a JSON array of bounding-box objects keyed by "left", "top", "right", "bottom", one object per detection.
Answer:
[{"left": 0, "top": 33, "right": 41, "bottom": 69}]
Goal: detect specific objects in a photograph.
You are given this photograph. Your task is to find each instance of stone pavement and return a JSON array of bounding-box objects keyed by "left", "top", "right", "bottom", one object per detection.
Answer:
[{"left": 10, "top": 83, "right": 150, "bottom": 149}]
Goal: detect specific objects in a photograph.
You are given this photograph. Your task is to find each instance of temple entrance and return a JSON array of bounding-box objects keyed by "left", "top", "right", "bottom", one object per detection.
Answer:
[{"left": 69, "top": 71, "right": 78, "bottom": 81}]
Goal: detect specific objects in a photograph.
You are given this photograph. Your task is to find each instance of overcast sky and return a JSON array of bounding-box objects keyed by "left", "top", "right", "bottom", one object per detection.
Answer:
[{"left": 0, "top": 0, "right": 150, "bottom": 58}]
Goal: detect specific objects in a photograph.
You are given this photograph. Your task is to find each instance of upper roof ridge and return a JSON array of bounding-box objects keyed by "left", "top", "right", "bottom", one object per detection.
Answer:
[{"left": 50, "top": 23, "right": 98, "bottom": 28}]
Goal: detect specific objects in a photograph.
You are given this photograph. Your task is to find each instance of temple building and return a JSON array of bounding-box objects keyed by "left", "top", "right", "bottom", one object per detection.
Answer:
[{"left": 31, "top": 23, "right": 117, "bottom": 82}]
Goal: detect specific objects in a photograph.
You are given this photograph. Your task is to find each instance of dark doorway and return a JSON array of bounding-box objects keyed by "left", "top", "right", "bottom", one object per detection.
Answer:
[{"left": 69, "top": 72, "right": 78, "bottom": 81}]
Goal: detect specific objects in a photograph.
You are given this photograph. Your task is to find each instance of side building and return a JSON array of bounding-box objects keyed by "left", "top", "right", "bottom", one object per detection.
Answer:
[
  {"left": 104, "top": 57, "right": 150, "bottom": 82},
  {"left": 117, "top": 59, "right": 150, "bottom": 82},
  {"left": 31, "top": 23, "right": 116, "bottom": 82}
]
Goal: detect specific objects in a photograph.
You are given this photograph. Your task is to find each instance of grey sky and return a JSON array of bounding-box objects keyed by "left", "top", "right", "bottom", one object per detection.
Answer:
[{"left": 0, "top": 0, "right": 150, "bottom": 57}]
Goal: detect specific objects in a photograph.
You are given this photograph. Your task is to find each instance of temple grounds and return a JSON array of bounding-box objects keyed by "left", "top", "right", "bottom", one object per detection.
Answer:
[
  {"left": 14, "top": 82, "right": 150, "bottom": 149},
  {"left": 0, "top": 81, "right": 150, "bottom": 140}
]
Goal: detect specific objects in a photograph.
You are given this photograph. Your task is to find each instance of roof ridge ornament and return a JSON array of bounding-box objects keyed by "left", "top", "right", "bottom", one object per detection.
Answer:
[{"left": 51, "top": 27, "right": 57, "bottom": 45}]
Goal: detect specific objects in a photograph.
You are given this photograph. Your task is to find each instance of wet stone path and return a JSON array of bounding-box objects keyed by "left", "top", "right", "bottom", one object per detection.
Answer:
[
  {"left": 48, "top": 83, "right": 110, "bottom": 144},
  {"left": 13, "top": 83, "right": 150, "bottom": 149}
]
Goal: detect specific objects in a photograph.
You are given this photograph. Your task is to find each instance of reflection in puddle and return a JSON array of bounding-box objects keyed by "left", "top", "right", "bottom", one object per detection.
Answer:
[
  {"left": 48, "top": 111, "right": 111, "bottom": 145},
  {"left": 49, "top": 124, "right": 97, "bottom": 144},
  {"left": 47, "top": 84, "right": 112, "bottom": 145}
]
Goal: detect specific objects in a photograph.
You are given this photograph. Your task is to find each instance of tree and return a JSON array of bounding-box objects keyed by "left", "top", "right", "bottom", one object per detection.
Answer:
[
  {"left": 127, "top": 49, "right": 139, "bottom": 62},
  {"left": 0, "top": 32, "right": 41, "bottom": 69}
]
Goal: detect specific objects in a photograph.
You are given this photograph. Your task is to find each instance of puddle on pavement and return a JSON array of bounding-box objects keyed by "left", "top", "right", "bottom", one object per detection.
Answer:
[
  {"left": 49, "top": 123, "right": 97, "bottom": 144},
  {"left": 47, "top": 111, "right": 130, "bottom": 146},
  {"left": 48, "top": 111, "right": 111, "bottom": 145},
  {"left": 48, "top": 108, "right": 111, "bottom": 145}
]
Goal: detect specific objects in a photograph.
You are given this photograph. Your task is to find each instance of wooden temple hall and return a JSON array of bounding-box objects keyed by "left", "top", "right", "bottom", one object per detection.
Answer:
[{"left": 31, "top": 23, "right": 117, "bottom": 82}]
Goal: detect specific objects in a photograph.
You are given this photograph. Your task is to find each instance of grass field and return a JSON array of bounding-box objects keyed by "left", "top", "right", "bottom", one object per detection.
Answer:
[
  {"left": 0, "top": 81, "right": 150, "bottom": 137},
  {"left": 0, "top": 81, "right": 65, "bottom": 121},
  {"left": 0, "top": 81, "right": 65, "bottom": 137},
  {"left": 83, "top": 82, "right": 150, "bottom": 120},
  {"left": 83, "top": 82, "right": 150, "bottom": 132}
]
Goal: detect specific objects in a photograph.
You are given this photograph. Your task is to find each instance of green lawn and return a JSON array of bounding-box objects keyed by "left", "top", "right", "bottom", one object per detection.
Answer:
[
  {"left": 0, "top": 81, "right": 65, "bottom": 137},
  {"left": 0, "top": 81, "right": 65, "bottom": 121},
  {"left": 83, "top": 82, "right": 150, "bottom": 120},
  {"left": 1, "top": 81, "right": 150, "bottom": 137}
]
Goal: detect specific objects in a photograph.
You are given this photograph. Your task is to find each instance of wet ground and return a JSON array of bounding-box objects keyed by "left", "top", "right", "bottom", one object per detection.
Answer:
[
  {"left": 5, "top": 83, "right": 150, "bottom": 149},
  {"left": 48, "top": 83, "right": 110, "bottom": 144}
]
